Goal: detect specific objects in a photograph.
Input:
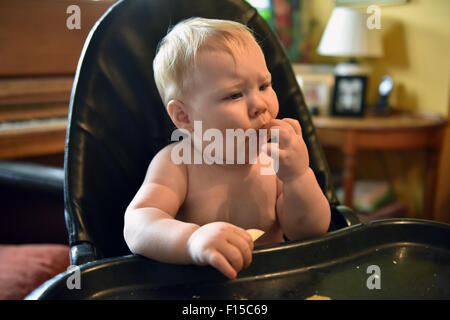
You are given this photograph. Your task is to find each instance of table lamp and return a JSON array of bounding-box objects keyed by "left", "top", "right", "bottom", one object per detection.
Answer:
[
  {"left": 317, "top": 6, "right": 383, "bottom": 75},
  {"left": 317, "top": 7, "right": 383, "bottom": 116}
]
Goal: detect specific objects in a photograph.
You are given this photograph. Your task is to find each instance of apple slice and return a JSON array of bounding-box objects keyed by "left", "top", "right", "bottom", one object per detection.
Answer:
[{"left": 246, "top": 229, "right": 265, "bottom": 242}]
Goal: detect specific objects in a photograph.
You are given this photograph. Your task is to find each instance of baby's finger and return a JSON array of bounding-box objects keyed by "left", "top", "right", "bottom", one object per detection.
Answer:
[
  {"left": 282, "top": 118, "right": 302, "bottom": 137},
  {"left": 263, "top": 126, "right": 284, "bottom": 148},
  {"left": 265, "top": 119, "right": 296, "bottom": 135},
  {"left": 269, "top": 126, "right": 293, "bottom": 149},
  {"left": 262, "top": 141, "right": 286, "bottom": 160},
  {"left": 230, "top": 226, "right": 254, "bottom": 249},
  {"left": 206, "top": 249, "right": 237, "bottom": 279},
  {"left": 227, "top": 232, "right": 253, "bottom": 268},
  {"left": 218, "top": 242, "right": 245, "bottom": 273}
]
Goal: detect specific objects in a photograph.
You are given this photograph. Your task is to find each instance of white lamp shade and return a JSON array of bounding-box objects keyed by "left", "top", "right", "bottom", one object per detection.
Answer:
[{"left": 317, "top": 7, "right": 383, "bottom": 58}]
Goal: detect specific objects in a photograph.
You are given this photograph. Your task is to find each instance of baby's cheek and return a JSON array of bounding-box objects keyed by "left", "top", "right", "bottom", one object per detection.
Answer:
[
  {"left": 270, "top": 94, "right": 279, "bottom": 118},
  {"left": 271, "top": 98, "right": 279, "bottom": 119}
]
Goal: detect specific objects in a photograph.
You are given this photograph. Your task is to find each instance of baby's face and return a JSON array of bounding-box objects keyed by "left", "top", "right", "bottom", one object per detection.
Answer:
[{"left": 184, "top": 39, "right": 279, "bottom": 135}]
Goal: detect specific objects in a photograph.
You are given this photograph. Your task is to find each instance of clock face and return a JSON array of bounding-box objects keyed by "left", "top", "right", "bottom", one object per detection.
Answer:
[{"left": 379, "top": 75, "right": 393, "bottom": 96}]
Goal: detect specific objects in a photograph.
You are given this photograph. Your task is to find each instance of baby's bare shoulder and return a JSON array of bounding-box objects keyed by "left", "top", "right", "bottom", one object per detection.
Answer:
[
  {"left": 144, "top": 142, "right": 188, "bottom": 194},
  {"left": 147, "top": 142, "right": 187, "bottom": 178},
  {"left": 129, "top": 142, "right": 188, "bottom": 214}
]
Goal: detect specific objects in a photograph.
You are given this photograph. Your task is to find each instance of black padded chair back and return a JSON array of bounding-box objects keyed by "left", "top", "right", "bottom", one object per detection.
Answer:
[{"left": 65, "top": 0, "right": 338, "bottom": 261}]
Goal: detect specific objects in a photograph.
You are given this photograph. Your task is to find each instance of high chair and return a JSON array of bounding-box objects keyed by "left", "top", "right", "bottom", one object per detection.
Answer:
[{"left": 58, "top": 0, "right": 357, "bottom": 267}]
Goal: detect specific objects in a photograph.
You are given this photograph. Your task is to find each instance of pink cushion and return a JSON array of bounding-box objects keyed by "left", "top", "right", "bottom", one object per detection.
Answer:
[{"left": 0, "top": 244, "right": 70, "bottom": 300}]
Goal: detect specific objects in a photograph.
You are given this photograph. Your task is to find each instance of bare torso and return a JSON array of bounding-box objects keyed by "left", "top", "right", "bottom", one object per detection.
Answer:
[{"left": 176, "top": 153, "right": 284, "bottom": 245}]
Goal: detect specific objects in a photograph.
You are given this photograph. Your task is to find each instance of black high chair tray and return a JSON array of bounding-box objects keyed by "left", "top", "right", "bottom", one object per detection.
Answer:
[{"left": 28, "top": 219, "right": 450, "bottom": 300}]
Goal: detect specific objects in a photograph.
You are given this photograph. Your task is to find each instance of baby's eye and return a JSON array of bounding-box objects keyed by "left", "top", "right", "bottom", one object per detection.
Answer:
[
  {"left": 259, "top": 82, "right": 272, "bottom": 91},
  {"left": 226, "top": 92, "right": 243, "bottom": 100}
]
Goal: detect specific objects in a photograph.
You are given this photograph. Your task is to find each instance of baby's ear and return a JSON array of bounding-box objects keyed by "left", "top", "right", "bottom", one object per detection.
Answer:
[{"left": 167, "top": 99, "right": 193, "bottom": 132}]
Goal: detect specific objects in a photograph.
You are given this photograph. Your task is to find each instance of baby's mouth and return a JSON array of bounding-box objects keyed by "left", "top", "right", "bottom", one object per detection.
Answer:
[
  {"left": 257, "top": 115, "right": 271, "bottom": 131},
  {"left": 256, "top": 122, "right": 271, "bottom": 144}
]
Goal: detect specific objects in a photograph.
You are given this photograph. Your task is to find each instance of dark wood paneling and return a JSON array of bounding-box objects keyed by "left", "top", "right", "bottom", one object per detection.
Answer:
[{"left": 0, "top": 0, "right": 115, "bottom": 76}]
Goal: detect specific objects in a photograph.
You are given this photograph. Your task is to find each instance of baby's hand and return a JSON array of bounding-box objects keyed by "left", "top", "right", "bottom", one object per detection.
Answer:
[
  {"left": 264, "top": 118, "right": 309, "bottom": 182},
  {"left": 186, "top": 222, "right": 254, "bottom": 279}
]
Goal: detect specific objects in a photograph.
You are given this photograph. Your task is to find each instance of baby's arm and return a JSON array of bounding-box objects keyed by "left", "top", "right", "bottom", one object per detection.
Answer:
[
  {"left": 123, "top": 145, "right": 198, "bottom": 264},
  {"left": 276, "top": 169, "right": 330, "bottom": 240},
  {"left": 267, "top": 119, "right": 331, "bottom": 240},
  {"left": 123, "top": 144, "right": 253, "bottom": 279}
]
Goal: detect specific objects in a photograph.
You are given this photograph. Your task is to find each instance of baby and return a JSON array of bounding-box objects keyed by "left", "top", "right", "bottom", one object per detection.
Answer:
[{"left": 123, "top": 17, "right": 330, "bottom": 279}]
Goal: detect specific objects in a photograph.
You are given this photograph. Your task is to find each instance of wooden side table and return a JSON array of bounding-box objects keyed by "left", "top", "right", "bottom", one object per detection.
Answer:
[{"left": 312, "top": 113, "right": 447, "bottom": 220}]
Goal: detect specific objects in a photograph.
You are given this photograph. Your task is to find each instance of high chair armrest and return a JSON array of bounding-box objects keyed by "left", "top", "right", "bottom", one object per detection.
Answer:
[
  {"left": 328, "top": 205, "right": 360, "bottom": 232},
  {"left": 335, "top": 205, "right": 360, "bottom": 227},
  {"left": 0, "top": 160, "right": 63, "bottom": 195}
]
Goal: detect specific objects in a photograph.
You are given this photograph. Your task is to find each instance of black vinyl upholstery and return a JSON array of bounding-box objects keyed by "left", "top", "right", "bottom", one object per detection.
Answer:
[
  {"left": 0, "top": 161, "right": 63, "bottom": 195},
  {"left": 65, "top": 0, "right": 348, "bottom": 263}
]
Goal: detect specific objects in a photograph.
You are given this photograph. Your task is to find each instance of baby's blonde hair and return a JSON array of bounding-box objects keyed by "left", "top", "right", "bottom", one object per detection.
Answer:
[{"left": 153, "top": 17, "right": 257, "bottom": 106}]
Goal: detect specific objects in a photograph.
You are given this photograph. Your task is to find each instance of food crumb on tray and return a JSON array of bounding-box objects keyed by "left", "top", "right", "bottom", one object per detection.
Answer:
[{"left": 305, "top": 294, "right": 331, "bottom": 300}]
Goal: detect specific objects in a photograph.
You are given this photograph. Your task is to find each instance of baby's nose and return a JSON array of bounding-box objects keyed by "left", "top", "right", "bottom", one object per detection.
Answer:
[{"left": 249, "top": 97, "right": 267, "bottom": 118}]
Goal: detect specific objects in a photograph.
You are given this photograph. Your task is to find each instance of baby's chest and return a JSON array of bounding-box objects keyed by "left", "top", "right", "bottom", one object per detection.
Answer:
[{"left": 178, "top": 170, "right": 277, "bottom": 229}]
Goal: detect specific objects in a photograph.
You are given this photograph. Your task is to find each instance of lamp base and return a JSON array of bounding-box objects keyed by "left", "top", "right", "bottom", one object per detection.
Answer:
[{"left": 334, "top": 62, "right": 369, "bottom": 76}]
